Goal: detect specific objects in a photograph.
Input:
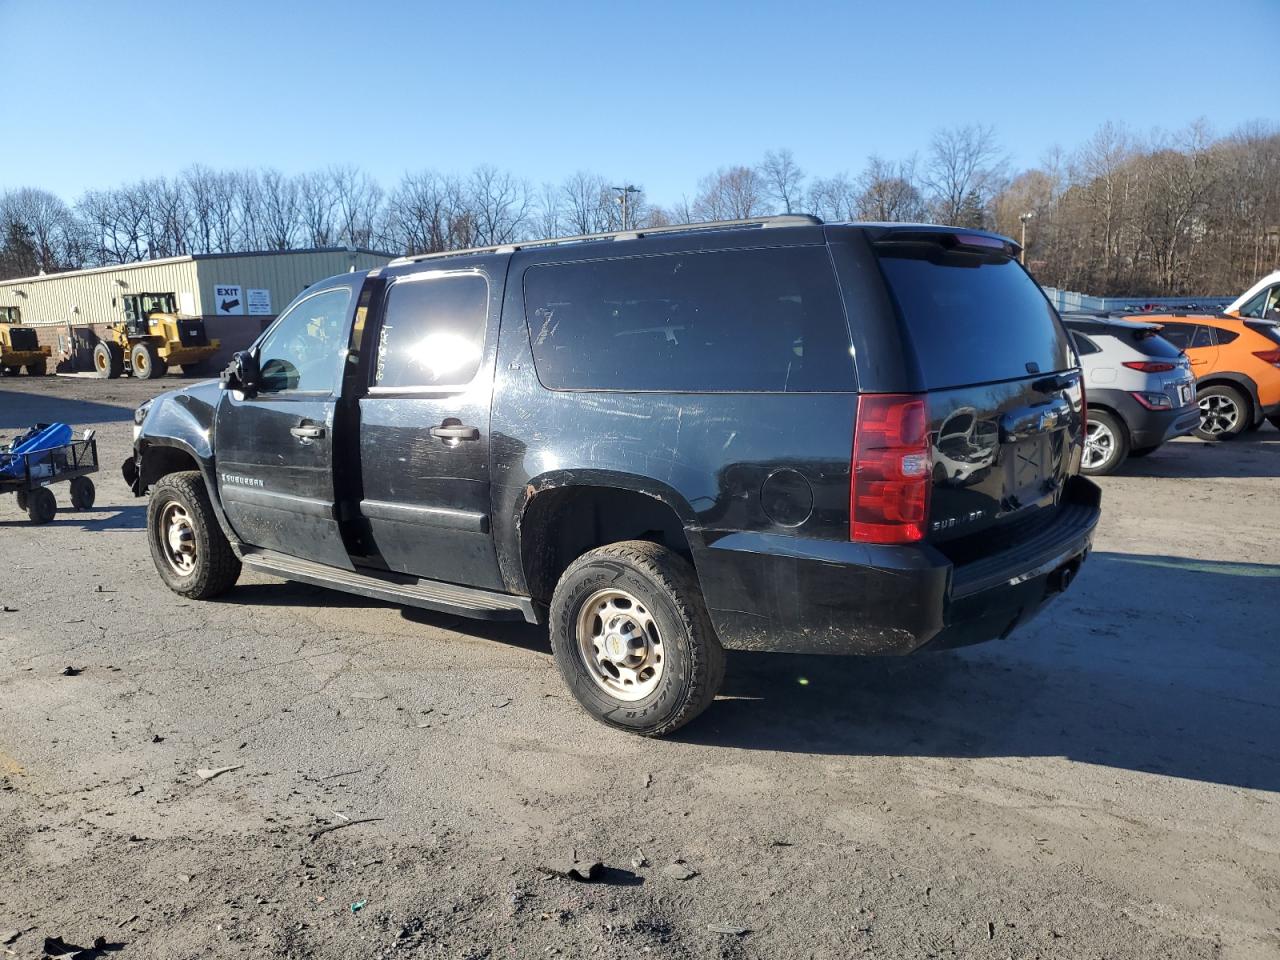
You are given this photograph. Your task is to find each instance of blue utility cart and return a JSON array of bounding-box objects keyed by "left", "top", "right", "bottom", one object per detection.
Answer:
[{"left": 0, "top": 423, "right": 99, "bottom": 524}]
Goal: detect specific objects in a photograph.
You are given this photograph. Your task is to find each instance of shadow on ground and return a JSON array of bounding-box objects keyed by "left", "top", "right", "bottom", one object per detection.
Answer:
[
  {"left": 675, "top": 550, "right": 1280, "bottom": 793},
  {"left": 204, "top": 549, "right": 1280, "bottom": 792},
  {"left": 0, "top": 388, "right": 135, "bottom": 429},
  {"left": 1120, "top": 429, "right": 1280, "bottom": 480},
  {"left": 0, "top": 504, "right": 145, "bottom": 531}
]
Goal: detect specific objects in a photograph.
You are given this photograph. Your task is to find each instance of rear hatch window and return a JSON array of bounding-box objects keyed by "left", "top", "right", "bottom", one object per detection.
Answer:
[{"left": 874, "top": 237, "right": 1072, "bottom": 388}]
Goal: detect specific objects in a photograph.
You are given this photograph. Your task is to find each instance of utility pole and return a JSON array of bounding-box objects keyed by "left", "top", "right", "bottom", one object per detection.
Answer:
[
  {"left": 612, "top": 184, "right": 641, "bottom": 231},
  {"left": 1019, "top": 211, "right": 1035, "bottom": 265}
]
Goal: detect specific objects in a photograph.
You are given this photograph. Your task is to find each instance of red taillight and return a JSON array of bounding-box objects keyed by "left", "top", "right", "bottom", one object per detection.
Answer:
[
  {"left": 1122, "top": 360, "right": 1176, "bottom": 373},
  {"left": 851, "top": 394, "right": 930, "bottom": 544},
  {"left": 1252, "top": 349, "right": 1280, "bottom": 366}
]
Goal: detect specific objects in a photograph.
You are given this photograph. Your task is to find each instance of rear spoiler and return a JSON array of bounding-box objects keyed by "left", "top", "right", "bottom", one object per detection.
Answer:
[{"left": 865, "top": 225, "right": 1020, "bottom": 259}]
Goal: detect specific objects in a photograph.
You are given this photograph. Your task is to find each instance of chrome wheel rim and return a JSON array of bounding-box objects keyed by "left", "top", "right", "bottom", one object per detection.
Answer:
[
  {"left": 1198, "top": 394, "right": 1239, "bottom": 435},
  {"left": 576, "top": 588, "right": 664, "bottom": 701},
  {"left": 1083, "top": 420, "right": 1115, "bottom": 470},
  {"left": 159, "top": 500, "right": 197, "bottom": 576}
]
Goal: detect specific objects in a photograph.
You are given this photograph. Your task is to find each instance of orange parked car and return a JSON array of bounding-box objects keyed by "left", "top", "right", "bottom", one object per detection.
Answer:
[{"left": 1143, "top": 273, "right": 1280, "bottom": 439}]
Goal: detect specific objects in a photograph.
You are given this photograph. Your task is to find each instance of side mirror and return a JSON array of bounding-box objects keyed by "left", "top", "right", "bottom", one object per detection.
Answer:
[{"left": 220, "top": 350, "right": 261, "bottom": 395}]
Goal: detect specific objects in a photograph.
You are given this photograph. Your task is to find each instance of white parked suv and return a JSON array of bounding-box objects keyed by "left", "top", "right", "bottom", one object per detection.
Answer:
[{"left": 1062, "top": 314, "right": 1200, "bottom": 475}]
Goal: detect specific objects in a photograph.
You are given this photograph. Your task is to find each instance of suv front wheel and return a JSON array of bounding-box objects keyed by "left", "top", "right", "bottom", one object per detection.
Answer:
[
  {"left": 147, "top": 471, "right": 241, "bottom": 599},
  {"left": 1081, "top": 409, "right": 1129, "bottom": 476},
  {"left": 549, "top": 541, "right": 725, "bottom": 737}
]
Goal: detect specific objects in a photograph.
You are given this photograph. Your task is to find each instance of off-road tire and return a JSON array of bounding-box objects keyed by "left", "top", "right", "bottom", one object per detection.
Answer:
[
  {"left": 1081, "top": 409, "right": 1129, "bottom": 476},
  {"left": 26, "top": 486, "right": 56, "bottom": 524},
  {"left": 1193, "top": 384, "right": 1250, "bottom": 441},
  {"left": 94, "top": 341, "right": 124, "bottom": 379},
  {"left": 549, "top": 540, "right": 725, "bottom": 737},
  {"left": 69, "top": 476, "right": 96, "bottom": 510},
  {"left": 25, "top": 359, "right": 46, "bottom": 376},
  {"left": 131, "top": 341, "right": 166, "bottom": 380},
  {"left": 147, "top": 471, "right": 241, "bottom": 599}
]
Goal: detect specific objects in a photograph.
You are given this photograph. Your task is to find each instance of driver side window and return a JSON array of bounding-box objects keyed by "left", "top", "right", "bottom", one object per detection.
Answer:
[{"left": 257, "top": 287, "right": 352, "bottom": 394}]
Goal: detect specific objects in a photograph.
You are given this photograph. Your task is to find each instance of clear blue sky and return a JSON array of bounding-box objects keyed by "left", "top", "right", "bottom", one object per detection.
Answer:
[{"left": 2, "top": 0, "right": 1276, "bottom": 205}]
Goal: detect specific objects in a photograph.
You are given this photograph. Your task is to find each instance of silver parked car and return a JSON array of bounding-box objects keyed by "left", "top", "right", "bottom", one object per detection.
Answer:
[{"left": 1062, "top": 314, "right": 1200, "bottom": 475}]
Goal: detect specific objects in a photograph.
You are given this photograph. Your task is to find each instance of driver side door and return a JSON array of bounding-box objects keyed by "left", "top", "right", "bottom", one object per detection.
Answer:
[{"left": 214, "top": 282, "right": 356, "bottom": 569}]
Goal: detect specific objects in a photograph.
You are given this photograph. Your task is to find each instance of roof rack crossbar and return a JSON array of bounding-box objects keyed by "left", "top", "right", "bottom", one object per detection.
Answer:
[{"left": 388, "top": 214, "right": 823, "bottom": 266}]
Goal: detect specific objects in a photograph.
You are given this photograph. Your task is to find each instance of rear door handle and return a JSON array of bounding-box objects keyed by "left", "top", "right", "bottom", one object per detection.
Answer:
[
  {"left": 290, "top": 423, "right": 325, "bottom": 440},
  {"left": 430, "top": 424, "right": 480, "bottom": 441}
]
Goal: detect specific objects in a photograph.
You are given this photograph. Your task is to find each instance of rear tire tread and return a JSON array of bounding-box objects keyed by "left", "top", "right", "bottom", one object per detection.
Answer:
[{"left": 551, "top": 540, "right": 725, "bottom": 737}]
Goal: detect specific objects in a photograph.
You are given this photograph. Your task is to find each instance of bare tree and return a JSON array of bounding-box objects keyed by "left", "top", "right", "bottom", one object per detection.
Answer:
[
  {"left": 693, "top": 166, "right": 770, "bottom": 221},
  {"left": 0, "top": 187, "right": 79, "bottom": 274},
  {"left": 805, "top": 173, "right": 858, "bottom": 222},
  {"left": 257, "top": 168, "right": 301, "bottom": 250},
  {"left": 298, "top": 170, "right": 338, "bottom": 247},
  {"left": 468, "top": 165, "right": 532, "bottom": 245},
  {"left": 854, "top": 156, "right": 925, "bottom": 222},
  {"left": 923, "top": 124, "right": 1006, "bottom": 226},
  {"left": 760, "top": 149, "right": 805, "bottom": 214}
]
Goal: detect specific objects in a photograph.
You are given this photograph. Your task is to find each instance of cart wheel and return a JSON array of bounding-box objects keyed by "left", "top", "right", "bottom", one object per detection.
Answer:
[
  {"left": 26, "top": 486, "right": 56, "bottom": 524},
  {"left": 69, "top": 476, "right": 96, "bottom": 510},
  {"left": 15, "top": 490, "right": 28, "bottom": 511}
]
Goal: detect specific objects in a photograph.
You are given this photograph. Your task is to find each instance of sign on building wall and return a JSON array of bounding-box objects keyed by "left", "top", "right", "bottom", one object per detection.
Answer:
[
  {"left": 214, "top": 284, "right": 244, "bottom": 315},
  {"left": 247, "top": 289, "right": 272, "bottom": 315}
]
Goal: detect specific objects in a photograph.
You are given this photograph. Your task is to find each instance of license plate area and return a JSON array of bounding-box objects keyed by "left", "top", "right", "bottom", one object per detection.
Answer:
[
  {"left": 1178, "top": 382, "right": 1193, "bottom": 405},
  {"left": 1004, "top": 434, "right": 1054, "bottom": 507}
]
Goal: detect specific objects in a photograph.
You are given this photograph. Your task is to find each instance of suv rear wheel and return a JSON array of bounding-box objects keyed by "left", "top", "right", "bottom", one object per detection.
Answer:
[
  {"left": 147, "top": 471, "right": 241, "bottom": 599},
  {"left": 1081, "top": 409, "right": 1128, "bottom": 476},
  {"left": 549, "top": 540, "right": 725, "bottom": 737},
  {"left": 1194, "top": 385, "right": 1249, "bottom": 440}
]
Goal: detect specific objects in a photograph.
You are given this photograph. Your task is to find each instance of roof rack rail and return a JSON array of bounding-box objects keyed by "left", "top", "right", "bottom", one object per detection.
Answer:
[{"left": 389, "top": 214, "right": 823, "bottom": 266}]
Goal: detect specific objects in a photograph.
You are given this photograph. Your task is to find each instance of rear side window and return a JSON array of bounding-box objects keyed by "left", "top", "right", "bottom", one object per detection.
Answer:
[
  {"left": 1070, "top": 332, "right": 1101, "bottom": 356},
  {"left": 523, "top": 247, "right": 853, "bottom": 392},
  {"left": 1131, "top": 330, "right": 1182, "bottom": 358},
  {"left": 1154, "top": 322, "right": 1207, "bottom": 351},
  {"left": 1215, "top": 328, "right": 1239, "bottom": 345},
  {"left": 875, "top": 242, "right": 1070, "bottom": 387},
  {"left": 374, "top": 273, "right": 488, "bottom": 389}
]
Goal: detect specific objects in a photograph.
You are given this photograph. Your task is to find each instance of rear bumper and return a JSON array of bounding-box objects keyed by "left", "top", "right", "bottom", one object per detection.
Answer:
[
  {"left": 1093, "top": 388, "right": 1199, "bottom": 448},
  {"left": 696, "top": 477, "right": 1100, "bottom": 656}
]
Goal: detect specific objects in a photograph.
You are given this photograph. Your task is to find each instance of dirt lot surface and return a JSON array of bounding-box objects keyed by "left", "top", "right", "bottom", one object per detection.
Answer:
[{"left": 0, "top": 375, "right": 1277, "bottom": 960}]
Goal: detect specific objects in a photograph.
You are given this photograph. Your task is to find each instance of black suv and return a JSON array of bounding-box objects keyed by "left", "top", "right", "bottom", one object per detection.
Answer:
[{"left": 125, "top": 216, "right": 1100, "bottom": 736}]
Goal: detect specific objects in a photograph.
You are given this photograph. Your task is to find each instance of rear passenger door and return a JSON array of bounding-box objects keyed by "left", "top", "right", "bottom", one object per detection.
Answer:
[
  {"left": 1159, "top": 322, "right": 1217, "bottom": 374},
  {"left": 357, "top": 262, "right": 506, "bottom": 588}
]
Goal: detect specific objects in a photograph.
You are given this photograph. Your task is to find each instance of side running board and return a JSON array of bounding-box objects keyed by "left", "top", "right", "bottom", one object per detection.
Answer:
[{"left": 239, "top": 548, "right": 539, "bottom": 623}]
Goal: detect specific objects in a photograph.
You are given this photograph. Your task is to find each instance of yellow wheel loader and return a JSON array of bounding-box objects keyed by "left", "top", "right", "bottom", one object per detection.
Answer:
[
  {"left": 93, "top": 292, "right": 221, "bottom": 380},
  {"left": 0, "top": 307, "right": 51, "bottom": 376}
]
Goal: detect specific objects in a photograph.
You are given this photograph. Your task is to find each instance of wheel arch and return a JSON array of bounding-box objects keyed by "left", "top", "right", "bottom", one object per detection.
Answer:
[
  {"left": 1197, "top": 373, "right": 1259, "bottom": 423},
  {"left": 517, "top": 471, "right": 698, "bottom": 603}
]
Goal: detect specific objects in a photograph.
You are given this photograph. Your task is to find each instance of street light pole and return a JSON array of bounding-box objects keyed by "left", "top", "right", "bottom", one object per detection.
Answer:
[
  {"left": 612, "top": 184, "right": 641, "bottom": 231},
  {"left": 1019, "top": 211, "right": 1035, "bottom": 265}
]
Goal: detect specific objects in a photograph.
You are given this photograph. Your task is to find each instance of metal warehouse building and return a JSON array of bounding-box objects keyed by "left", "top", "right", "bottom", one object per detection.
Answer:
[{"left": 0, "top": 248, "right": 393, "bottom": 372}]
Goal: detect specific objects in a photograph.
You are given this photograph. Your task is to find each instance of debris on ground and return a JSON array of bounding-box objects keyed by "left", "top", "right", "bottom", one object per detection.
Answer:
[
  {"left": 0, "top": 930, "right": 17, "bottom": 945},
  {"left": 630, "top": 848, "right": 648, "bottom": 869},
  {"left": 41, "top": 934, "right": 117, "bottom": 958},
  {"left": 492, "top": 697, "right": 511, "bottom": 709},
  {"left": 538, "top": 858, "right": 603, "bottom": 882},
  {"left": 707, "top": 922, "right": 751, "bottom": 935},
  {"left": 59, "top": 666, "right": 82, "bottom": 677},
  {"left": 195, "top": 764, "right": 242, "bottom": 781},
  {"left": 309, "top": 817, "right": 384, "bottom": 841},
  {"left": 661, "top": 860, "right": 698, "bottom": 881},
  {"left": 349, "top": 900, "right": 367, "bottom": 914}
]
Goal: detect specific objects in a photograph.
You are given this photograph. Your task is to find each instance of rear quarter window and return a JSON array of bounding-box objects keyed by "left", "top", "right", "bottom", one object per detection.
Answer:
[
  {"left": 875, "top": 242, "right": 1071, "bottom": 387},
  {"left": 522, "top": 246, "right": 853, "bottom": 392}
]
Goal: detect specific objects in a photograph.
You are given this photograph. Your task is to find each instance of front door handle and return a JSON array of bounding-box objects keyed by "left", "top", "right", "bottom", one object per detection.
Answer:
[
  {"left": 430, "top": 424, "right": 480, "bottom": 441},
  {"left": 290, "top": 423, "right": 325, "bottom": 440}
]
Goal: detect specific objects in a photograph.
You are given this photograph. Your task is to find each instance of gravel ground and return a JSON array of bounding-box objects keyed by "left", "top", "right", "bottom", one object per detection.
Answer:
[{"left": 1, "top": 375, "right": 1277, "bottom": 960}]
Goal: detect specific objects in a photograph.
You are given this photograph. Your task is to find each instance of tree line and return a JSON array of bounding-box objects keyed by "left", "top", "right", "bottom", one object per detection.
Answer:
[{"left": 2, "top": 120, "right": 1276, "bottom": 296}]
